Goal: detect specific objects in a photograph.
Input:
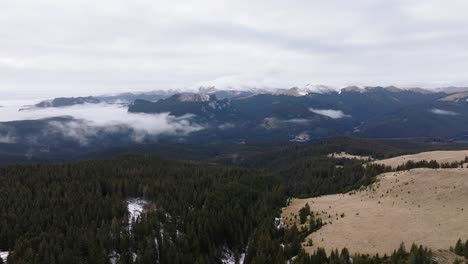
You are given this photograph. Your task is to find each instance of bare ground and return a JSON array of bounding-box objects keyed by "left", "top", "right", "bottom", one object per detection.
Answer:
[
  {"left": 372, "top": 150, "right": 468, "bottom": 168},
  {"left": 282, "top": 168, "right": 468, "bottom": 257}
]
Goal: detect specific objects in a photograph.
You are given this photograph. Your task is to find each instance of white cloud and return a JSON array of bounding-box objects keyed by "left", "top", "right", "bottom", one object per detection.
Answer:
[
  {"left": 2, "top": 0, "right": 468, "bottom": 98},
  {"left": 429, "top": 108, "right": 459, "bottom": 116},
  {"left": 0, "top": 101, "right": 203, "bottom": 144},
  {"left": 282, "top": 118, "right": 311, "bottom": 124},
  {"left": 0, "top": 131, "right": 16, "bottom": 143},
  {"left": 309, "top": 108, "right": 350, "bottom": 119}
]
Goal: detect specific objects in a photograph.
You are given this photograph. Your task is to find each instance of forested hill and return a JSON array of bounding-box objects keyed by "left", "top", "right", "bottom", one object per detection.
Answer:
[
  {"left": 3, "top": 136, "right": 467, "bottom": 263},
  {"left": 0, "top": 149, "right": 395, "bottom": 263},
  {"left": 0, "top": 155, "right": 285, "bottom": 263}
]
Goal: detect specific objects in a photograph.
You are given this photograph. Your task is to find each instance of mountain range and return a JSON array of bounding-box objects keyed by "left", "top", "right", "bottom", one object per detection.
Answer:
[{"left": 2, "top": 85, "right": 468, "bottom": 163}]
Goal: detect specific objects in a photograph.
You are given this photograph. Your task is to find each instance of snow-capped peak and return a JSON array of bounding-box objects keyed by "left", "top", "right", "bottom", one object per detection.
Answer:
[{"left": 303, "top": 84, "right": 337, "bottom": 94}]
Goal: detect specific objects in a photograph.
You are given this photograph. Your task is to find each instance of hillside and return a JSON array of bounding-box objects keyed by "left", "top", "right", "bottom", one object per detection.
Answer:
[
  {"left": 282, "top": 168, "right": 468, "bottom": 256},
  {"left": 373, "top": 150, "right": 468, "bottom": 168}
]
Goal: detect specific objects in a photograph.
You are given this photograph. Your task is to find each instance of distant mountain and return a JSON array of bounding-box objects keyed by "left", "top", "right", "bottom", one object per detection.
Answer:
[
  {"left": 439, "top": 91, "right": 468, "bottom": 102},
  {"left": 274, "top": 85, "right": 336, "bottom": 96},
  {"left": 96, "top": 87, "right": 256, "bottom": 103},
  {"left": 4, "top": 85, "right": 468, "bottom": 163},
  {"left": 435, "top": 86, "right": 468, "bottom": 94},
  {"left": 24, "top": 96, "right": 101, "bottom": 109},
  {"left": 361, "top": 100, "right": 468, "bottom": 138},
  {"left": 96, "top": 90, "right": 176, "bottom": 103},
  {"left": 128, "top": 87, "right": 447, "bottom": 143}
]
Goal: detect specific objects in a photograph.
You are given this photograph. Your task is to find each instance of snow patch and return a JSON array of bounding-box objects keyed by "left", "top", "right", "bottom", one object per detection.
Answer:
[
  {"left": 274, "top": 217, "right": 285, "bottom": 230},
  {"left": 109, "top": 251, "right": 120, "bottom": 264},
  {"left": 221, "top": 248, "right": 236, "bottom": 264},
  {"left": 127, "top": 198, "right": 148, "bottom": 229},
  {"left": 221, "top": 246, "right": 246, "bottom": 264},
  {"left": 0, "top": 251, "right": 9, "bottom": 263},
  {"left": 154, "top": 238, "right": 160, "bottom": 264},
  {"left": 239, "top": 252, "right": 246, "bottom": 264}
]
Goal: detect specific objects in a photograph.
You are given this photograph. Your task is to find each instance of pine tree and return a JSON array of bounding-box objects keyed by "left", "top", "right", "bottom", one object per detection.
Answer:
[
  {"left": 397, "top": 242, "right": 408, "bottom": 259},
  {"left": 463, "top": 239, "right": 468, "bottom": 258},
  {"left": 455, "top": 239, "right": 464, "bottom": 256},
  {"left": 340, "top": 247, "right": 350, "bottom": 264}
]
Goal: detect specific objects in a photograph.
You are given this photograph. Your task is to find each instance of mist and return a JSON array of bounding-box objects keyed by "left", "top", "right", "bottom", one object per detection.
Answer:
[
  {"left": 0, "top": 100, "right": 203, "bottom": 144},
  {"left": 429, "top": 108, "right": 459, "bottom": 116},
  {"left": 309, "top": 108, "right": 350, "bottom": 119}
]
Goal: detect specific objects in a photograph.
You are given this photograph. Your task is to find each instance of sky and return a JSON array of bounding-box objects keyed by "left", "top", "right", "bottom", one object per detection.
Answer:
[{"left": 2, "top": 0, "right": 468, "bottom": 99}]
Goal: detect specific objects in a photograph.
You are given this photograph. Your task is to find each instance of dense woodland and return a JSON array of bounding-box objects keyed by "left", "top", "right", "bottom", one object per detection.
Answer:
[
  {"left": 294, "top": 243, "right": 434, "bottom": 264},
  {"left": 0, "top": 139, "right": 465, "bottom": 263}
]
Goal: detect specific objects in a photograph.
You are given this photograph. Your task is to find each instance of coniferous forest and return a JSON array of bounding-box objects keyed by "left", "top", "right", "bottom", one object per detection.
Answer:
[{"left": 0, "top": 140, "right": 465, "bottom": 264}]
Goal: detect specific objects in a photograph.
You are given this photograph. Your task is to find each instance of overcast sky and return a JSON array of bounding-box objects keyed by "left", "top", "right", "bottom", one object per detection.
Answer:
[{"left": 2, "top": 0, "right": 468, "bottom": 99}]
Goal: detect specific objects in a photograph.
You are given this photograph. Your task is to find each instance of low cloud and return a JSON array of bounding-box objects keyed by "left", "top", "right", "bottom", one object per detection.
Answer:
[
  {"left": 47, "top": 120, "right": 99, "bottom": 145},
  {"left": 283, "top": 118, "right": 311, "bottom": 124},
  {"left": 429, "top": 108, "right": 459, "bottom": 116},
  {"left": 0, "top": 132, "right": 16, "bottom": 144},
  {"left": 309, "top": 108, "right": 350, "bottom": 119},
  {"left": 218, "top": 123, "right": 235, "bottom": 130},
  {"left": 0, "top": 101, "right": 204, "bottom": 145}
]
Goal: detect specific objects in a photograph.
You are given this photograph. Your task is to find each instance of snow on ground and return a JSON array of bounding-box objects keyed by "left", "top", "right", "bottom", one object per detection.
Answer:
[
  {"left": 239, "top": 252, "right": 246, "bottom": 264},
  {"left": 127, "top": 198, "right": 148, "bottom": 223},
  {"left": 154, "top": 238, "right": 160, "bottom": 264},
  {"left": 274, "top": 217, "right": 285, "bottom": 230},
  {"left": 221, "top": 248, "right": 236, "bottom": 264},
  {"left": 108, "top": 251, "right": 120, "bottom": 264},
  {"left": 1, "top": 251, "right": 9, "bottom": 263},
  {"left": 221, "top": 246, "right": 246, "bottom": 264}
]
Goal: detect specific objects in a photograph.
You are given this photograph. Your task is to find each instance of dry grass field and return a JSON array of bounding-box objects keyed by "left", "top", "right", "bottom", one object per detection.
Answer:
[
  {"left": 282, "top": 168, "right": 468, "bottom": 256},
  {"left": 372, "top": 150, "right": 468, "bottom": 168}
]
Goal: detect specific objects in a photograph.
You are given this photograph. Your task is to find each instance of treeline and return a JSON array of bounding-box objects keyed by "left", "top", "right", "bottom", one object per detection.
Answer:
[
  {"left": 280, "top": 157, "right": 388, "bottom": 198},
  {"left": 454, "top": 239, "right": 468, "bottom": 259},
  {"left": 294, "top": 243, "right": 434, "bottom": 264},
  {"left": 395, "top": 159, "right": 466, "bottom": 171}
]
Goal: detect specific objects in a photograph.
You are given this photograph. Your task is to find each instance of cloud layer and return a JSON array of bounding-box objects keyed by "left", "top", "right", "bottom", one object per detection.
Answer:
[
  {"left": 429, "top": 108, "right": 459, "bottom": 116},
  {"left": 2, "top": 0, "right": 468, "bottom": 98},
  {"left": 0, "top": 101, "right": 203, "bottom": 144}
]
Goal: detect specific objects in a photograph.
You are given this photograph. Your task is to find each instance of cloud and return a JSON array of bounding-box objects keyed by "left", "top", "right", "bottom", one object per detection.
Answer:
[
  {"left": 0, "top": 132, "right": 16, "bottom": 144},
  {"left": 282, "top": 118, "right": 311, "bottom": 124},
  {"left": 0, "top": 101, "right": 203, "bottom": 144},
  {"left": 47, "top": 120, "right": 99, "bottom": 145},
  {"left": 218, "top": 123, "right": 235, "bottom": 130},
  {"left": 309, "top": 108, "right": 350, "bottom": 119},
  {"left": 2, "top": 0, "right": 468, "bottom": 98},
  {"left": 429, "top": 108, "right": 459, "bottom": 116}
]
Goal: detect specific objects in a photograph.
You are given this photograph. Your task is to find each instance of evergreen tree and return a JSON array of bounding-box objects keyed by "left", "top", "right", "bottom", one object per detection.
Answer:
[
  {"left": 464, "top": 239, "right": 468, "bottom": 258},
  {"left": 455, "top": 239, "right": 464, "bottom": 256}
]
